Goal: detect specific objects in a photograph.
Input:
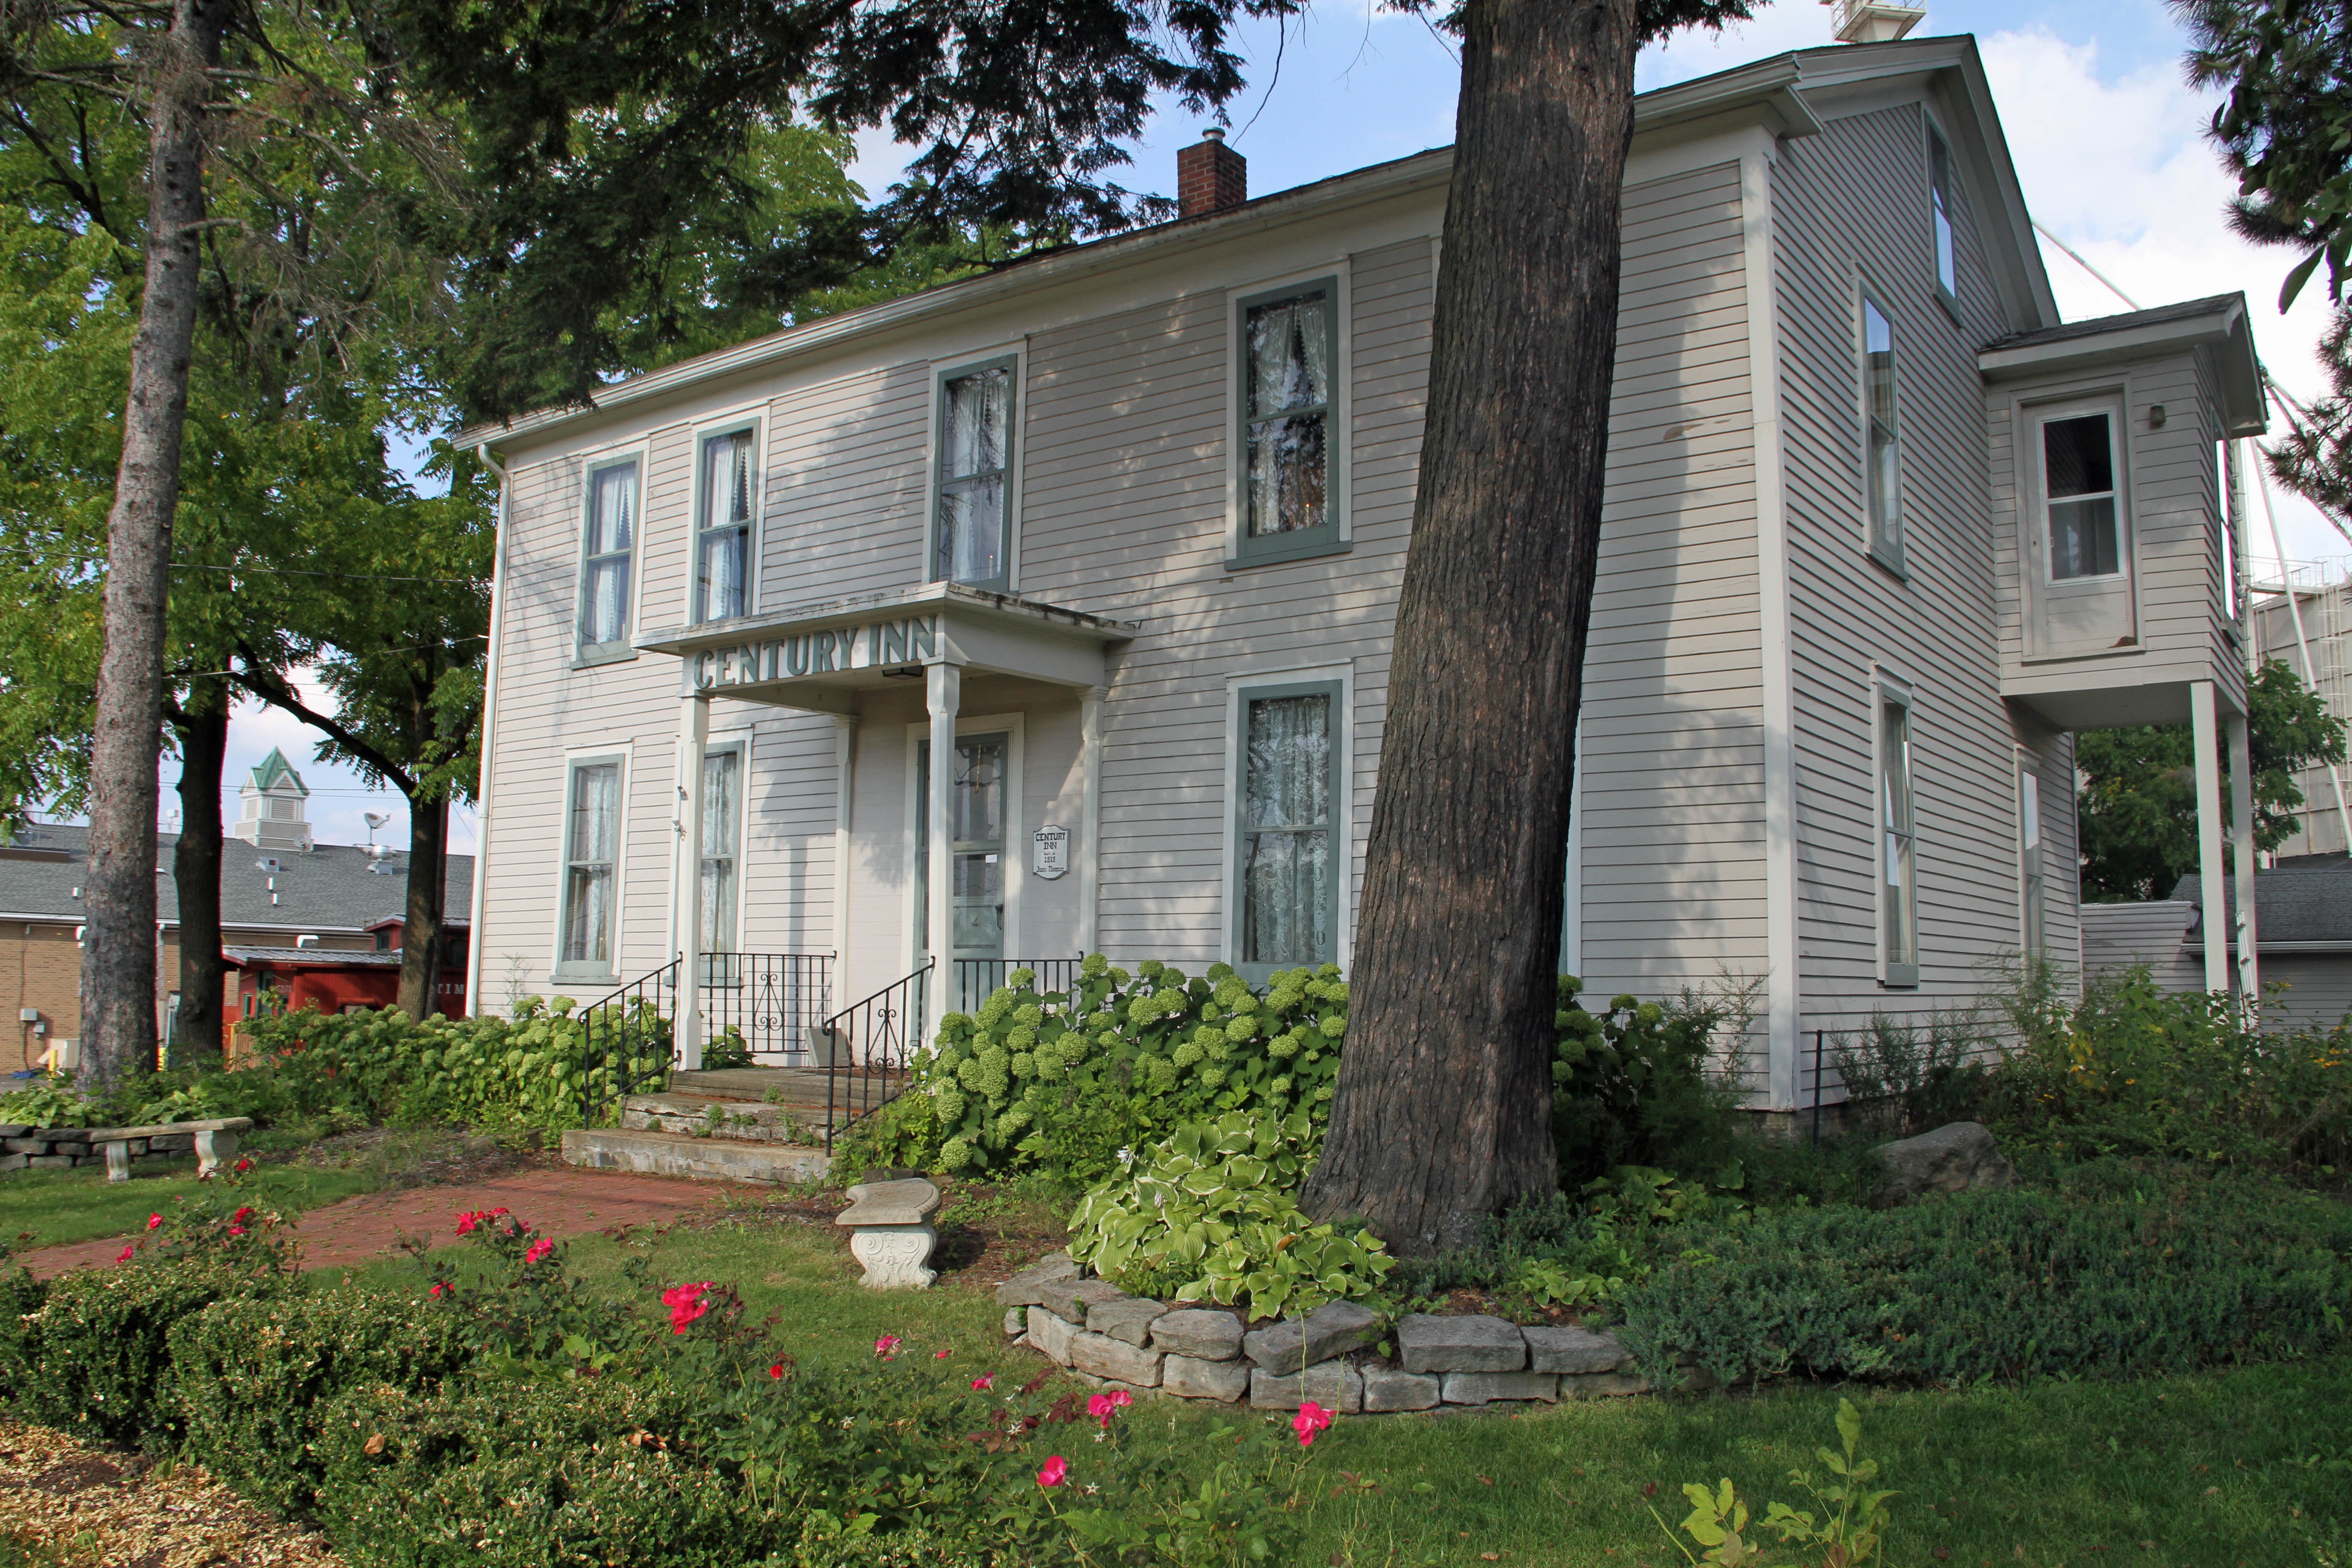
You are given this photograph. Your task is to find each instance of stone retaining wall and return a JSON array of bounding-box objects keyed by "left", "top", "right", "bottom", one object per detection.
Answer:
[
  {"left": 996, "top": 1254, "right": 1656, "bottom": 1414},
  {"left": 0, "top": 1126, "right": 195, "bottom": 1174}
]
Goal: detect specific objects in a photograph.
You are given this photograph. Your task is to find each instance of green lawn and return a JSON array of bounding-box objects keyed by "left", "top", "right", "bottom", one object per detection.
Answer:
[
  {"left": 340, "top": 1205, "right": 2350, "bottom": 1568},
  {"left": 0, "top": 1156, "right": 379, "bottom": 1252}
]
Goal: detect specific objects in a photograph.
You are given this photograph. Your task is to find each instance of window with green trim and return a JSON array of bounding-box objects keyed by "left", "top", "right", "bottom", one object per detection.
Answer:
[
  {"left": 1879, "top": 696, "right": 1918, "bottom": 987},
  {"left": 695, "top": 429, "right": 755, "bottom": 623},
  {"left": 1929, "top": 129, "right": 1958, "bottom": 302},
  {"left": 557, "top": 758, "right": 623, "bottom": 980},
  {"left": 933, "top": 360, "right": 1014, "bottom": 589},
  {"left": 1233, "top": 279, "right": 1342, "bottom": 567},
  {"left": 1231, "top": 680, "right": 1342, "bottom": 982},
  {"left": 577, "top": 458, "right": 637, "bottom": 662},
  {"left": 1862, "top": 296, "right": 1903, "bottom": 573}
]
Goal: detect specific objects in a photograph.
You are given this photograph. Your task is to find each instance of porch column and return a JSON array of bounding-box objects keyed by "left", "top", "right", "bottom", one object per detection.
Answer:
[
  {"left": 675, "top": 692, "right": 710, "bottom": 1070},
  {"left": 1078, "top": 685, "right": 1106, "bottom": 957},
  {"left": 2190, "top": 681, "right": 2230, "bottom": 995},
  {"left": 831, "top": 714, "right": 857, "bottom": 1014},
  {"left": 926, "top": 662, "right": 960, "bottom": 1037},
  {"left": 2228, "top": 708, "right": 2260, "bottom": 1006}
]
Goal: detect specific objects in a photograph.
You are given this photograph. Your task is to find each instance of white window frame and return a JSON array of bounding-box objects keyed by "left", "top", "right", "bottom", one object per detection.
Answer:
[
  {"left": 573, "top": 443, "right": 647, "bottom": 667},
  {"left": 1873, "top": 671, "right": 1918, "bottom": 989},
  {"left": 2017, "top": 746, "right": 2047, "bottom": 959},
  {"left": 900, "top": 712, "right": 1027, "bottom": 975},
  {"left": 923, "top": 344, "right": 1026, "bottom": 594},
  {"left": 551, "top": 746, "right": 630, "bottom": 985},
  {"left": 2031, "top": 395, "right": 2132, "bottom": 587},
  {"left": 1857, "top": 282, "right": 1904, "bottom": 577},
  {"left": 1224, "top": 264, "right": 1352, "bottom": 570},
  {"left": 689, "top": 409, "right": 766, "bottom": 626},
  {"left": 1220, "top": 663, "right": 1355, "bottom": 977}
]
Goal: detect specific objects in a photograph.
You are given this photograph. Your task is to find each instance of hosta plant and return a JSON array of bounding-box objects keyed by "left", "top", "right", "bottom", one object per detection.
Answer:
[{"left": 1067, "top": 1110, "right": 1393, "bottom": 1322}]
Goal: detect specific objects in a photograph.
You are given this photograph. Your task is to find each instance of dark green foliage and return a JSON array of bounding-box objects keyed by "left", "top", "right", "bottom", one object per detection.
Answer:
[
  {"left": 1615, "top": 1165, "right": 2352, "bottom": 1389},
  {"left": 0, "top": 1262, "right": 47, "bottom": 1396},
  {"left": 2077, "top": 658, "right": 2347, "bottom": 902},
  {"left": 1828, "top": 1010, "right": 1998, "bottom": 1140},
  {"left": 15, "top": 1251, "right": 290, "bottom": 1444},
  {"left": 1553, "top": 976, "right": 1747, "bottom": 1186},
  {"left": 318, "top": 1377, "right": 753, "bottom": 1568},
  {"left": 170, "top": 1289, "right": 474, "bottom": 1514}
]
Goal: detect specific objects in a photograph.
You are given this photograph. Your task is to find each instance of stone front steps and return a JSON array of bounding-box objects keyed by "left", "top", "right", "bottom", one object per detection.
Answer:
[
  {"left": 559, "top": 1127, "right": 828, "bottom": 1185},
  {"left": 621, "top": 1091, "right": 833, "bottom": 1143}
]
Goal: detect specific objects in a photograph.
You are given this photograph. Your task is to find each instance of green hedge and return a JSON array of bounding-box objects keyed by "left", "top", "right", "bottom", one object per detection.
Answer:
[
  {"left": 1615, "top": 1167, "right": 2352, "bottom": 1388},
  {"left": 172, "top": 1289, "right": 476, "bottom": 1514}
]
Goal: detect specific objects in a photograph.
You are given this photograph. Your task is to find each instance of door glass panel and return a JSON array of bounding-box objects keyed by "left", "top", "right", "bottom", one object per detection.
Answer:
[
  {"left": 699, "top": 750, "right": 740, "bottom": 964},
  {"left": 2044, "top": 413, "right": 2120, "bottom": 580},
  {"left": 915, "top": 733, "right": 1008, "bottom": 966}
]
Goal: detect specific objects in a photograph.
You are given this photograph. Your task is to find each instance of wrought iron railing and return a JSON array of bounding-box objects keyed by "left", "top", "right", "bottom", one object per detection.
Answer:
[
  {"left": 698, "top": 952, "right": 834, "bottom": 1064},
  {"left": 948, "top": 956, "right": 1086, "bottom": 1014},
  {"left": 577, "top": 959, "right": 681, "bottom": 1128},
  {"left": 823, "top": 959, "right": 934, "bottom": 1150}
]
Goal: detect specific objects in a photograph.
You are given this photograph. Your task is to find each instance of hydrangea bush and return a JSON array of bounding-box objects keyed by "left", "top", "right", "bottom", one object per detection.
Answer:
[
  {"left": 1066, "top": 1110, "right": 1395, "bottom": 1321},
  {"left": 885, "top": 955, "right": 1349, "bottom": 1183}
]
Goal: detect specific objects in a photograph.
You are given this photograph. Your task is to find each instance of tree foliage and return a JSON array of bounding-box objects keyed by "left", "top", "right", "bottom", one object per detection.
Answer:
[{"left": 2078, "top": 657, "right": 2348, "bottom": 901}]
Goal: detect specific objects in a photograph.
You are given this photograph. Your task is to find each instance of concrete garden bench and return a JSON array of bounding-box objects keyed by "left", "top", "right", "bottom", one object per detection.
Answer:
[{"left": 84, "top": 1118, "right": 254, "bottom": 1182}]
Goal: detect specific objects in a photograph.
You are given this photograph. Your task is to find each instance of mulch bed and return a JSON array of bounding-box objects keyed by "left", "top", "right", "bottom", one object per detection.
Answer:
[{"left": 0, "top": 1416, "right": 341, "bottom": 1566}]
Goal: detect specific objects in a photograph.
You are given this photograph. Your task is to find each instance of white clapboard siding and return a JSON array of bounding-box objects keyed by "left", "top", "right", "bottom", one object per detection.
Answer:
[{"left": 1771, "top": 100, "right": 2059, "bottom": 1044}]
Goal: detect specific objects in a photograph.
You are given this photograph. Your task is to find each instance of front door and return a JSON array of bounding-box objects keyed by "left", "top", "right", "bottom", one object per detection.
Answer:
[{"left": 916, "top": 732, "right": 1009, "bottom": 1008}]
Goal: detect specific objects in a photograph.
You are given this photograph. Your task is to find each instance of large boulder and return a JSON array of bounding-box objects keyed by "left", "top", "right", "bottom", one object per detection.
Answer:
[{"left": 1872, "top": 1121, "right": 2017, "bottom": 1206}]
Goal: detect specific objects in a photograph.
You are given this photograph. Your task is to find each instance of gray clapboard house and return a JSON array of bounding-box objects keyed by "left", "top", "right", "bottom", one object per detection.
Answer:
[{"left": 459, "top": 34, "right": 2266, "bottom": 1112}]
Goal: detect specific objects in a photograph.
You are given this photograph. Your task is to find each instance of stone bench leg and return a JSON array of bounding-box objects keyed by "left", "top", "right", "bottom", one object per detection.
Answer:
[
  {"left": 102, "top": 1141, "right": 130, "bottom": 1183},
  {"left": 194, "top": 1128, "right": 237, "bottom": 1178},
  {"left": 848, "top": 1222, "right": 937, "bottom": 1289}
]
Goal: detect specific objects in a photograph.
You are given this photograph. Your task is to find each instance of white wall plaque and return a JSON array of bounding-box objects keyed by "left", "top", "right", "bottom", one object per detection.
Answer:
[{"left": 1032, "top": 824, "right": 1070, "bottom": 880}]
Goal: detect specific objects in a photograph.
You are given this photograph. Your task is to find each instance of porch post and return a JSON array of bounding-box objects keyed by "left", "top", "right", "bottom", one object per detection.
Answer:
[
  {"left": 831, "top": 714, "right": 857, "bottom": 1013},
  {"left": 1078, "top": 685, "right": 1105, "bottom": 958},
  {"left": 2227, "top": 708, "right": 2260, "bottom": 1007},
  {"left": 2190, "top": 681, "right": 2230, "bottom": 995},
  {"left": 675, "top": 693, "right": 710, "bottom": 1070},
  {"left": 926, "top": 662, "right": 960, "bottom": 1038}
]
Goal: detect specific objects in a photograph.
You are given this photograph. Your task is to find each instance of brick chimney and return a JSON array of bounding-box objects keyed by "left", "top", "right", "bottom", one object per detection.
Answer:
[{"left": 1177, "top": 129, "right": 1247, "bottom": 219}]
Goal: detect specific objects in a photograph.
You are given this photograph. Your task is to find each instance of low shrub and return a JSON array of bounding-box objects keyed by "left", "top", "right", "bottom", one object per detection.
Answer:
[
  {"left": 1068, "top": 1110, "right": 1394, "bottom": 1320},
  {"left": 1553, "top": 976, "right": 1755, "bottom": 1188},
  {"left": 172, "top": 1289, "right": 475, "bottom": 1514},
  {"left": 859, "top": 957, "right": 1350, "bottom": 1185},
  {"left": 1985, "top": 969, "right": 2352, "bottom": 1178},
  {"left": 1614, "top": 1163, "right": 2352, "bottom": 1388}
]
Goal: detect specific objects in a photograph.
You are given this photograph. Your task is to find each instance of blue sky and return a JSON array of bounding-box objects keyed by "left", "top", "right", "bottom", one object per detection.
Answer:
[{"left": 181, "top": 0, "right": 2348, "bottom": 853}]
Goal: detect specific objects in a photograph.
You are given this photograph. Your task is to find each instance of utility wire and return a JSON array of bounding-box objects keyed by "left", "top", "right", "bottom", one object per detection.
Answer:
[{"left": 2031, "top": 219, "right": 2142, "bottom": 311}]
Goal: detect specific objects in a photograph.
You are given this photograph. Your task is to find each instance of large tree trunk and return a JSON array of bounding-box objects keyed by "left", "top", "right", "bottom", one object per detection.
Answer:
[
  {"left": 170, "top": 677, "right": 229, "bottom": 1064},
  {"left": 397, "top": 794, "right": 447, "bottom": 1019},
  {"left": 1298, "top": 0, "right": 1639, "bottom": 1253},
  {"left": 78, "top": 0, "right": 234, "bottom": 1091}
]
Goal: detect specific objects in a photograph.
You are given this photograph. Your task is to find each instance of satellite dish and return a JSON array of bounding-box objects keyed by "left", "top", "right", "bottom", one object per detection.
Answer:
[{"left": 364, "top": 812, "right": 390, "bottom": 830}]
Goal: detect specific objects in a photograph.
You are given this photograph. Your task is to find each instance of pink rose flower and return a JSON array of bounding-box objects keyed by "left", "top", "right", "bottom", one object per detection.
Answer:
[
  {"left": 115, "top": 1246, "right": 132, "bottom": 1264},
  {"left": 934, "top": 1348, "right": 951, "bottom": 1359},
  {"left": 145, "top": 1214, "right": 162, "bottom": 1231},
  {"left": 769, "top": 1362, "right": 786, "bottom": 1380},
  {"left": 1087, "top": 1389, "right": 1134, "bottom": 1429},
  {"left": 524, "top": 1237, "right": 554, "bottom": 1264},
  {"left": 455, "top": 1210, "right": 480, "bottom": 1236},
  {"left": 429, "top": 1282, "right": 446, "bottom": 1298},
  {"left": 971, "top": 1374, "right": 995, "bottom": 1391},
  {"left": 660, "top": 1281, "right": 715, "bottom": 1333},
  {"left": 1292, "top": 1400, "right": 1333, "bottom": 1448},
  {"left": 231, "top": 1206, "right": 254, "bottom": 1225},
  {"left": 1036, "top": 1455, "right": 1068, "bottom": 1489},
  {"left": 874, "top": 1334, "right": 901, "bottom": 1357}
]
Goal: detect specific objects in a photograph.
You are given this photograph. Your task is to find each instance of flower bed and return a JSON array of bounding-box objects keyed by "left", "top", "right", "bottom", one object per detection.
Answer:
[{"left": 1000, "top": 1252, "right": 1665, "bottom": 1414}]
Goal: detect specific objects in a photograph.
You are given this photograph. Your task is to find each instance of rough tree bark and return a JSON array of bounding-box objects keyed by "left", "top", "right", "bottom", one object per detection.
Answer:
[
  {"left": 1298, "top": 0, "right": 1642, "bottom": 1252},
  {"left": 399, "top": 794, "right": 448, "bottom": 1019},
  {"left": 168, "top": 677, "right": 230, "bottom": 1063},
  {"left": 79, "top": 0, "right": 235, "bottom": 1090}
]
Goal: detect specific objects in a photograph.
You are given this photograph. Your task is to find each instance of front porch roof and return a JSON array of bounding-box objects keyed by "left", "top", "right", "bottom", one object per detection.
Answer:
[{"left": 637, "top": 582, "right": 1139, "bottom": 711}]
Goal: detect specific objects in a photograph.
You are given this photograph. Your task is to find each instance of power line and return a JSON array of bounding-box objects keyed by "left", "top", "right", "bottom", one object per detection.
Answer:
[{"left": 173, "top": 563, "right": 480, "bottom": 585}]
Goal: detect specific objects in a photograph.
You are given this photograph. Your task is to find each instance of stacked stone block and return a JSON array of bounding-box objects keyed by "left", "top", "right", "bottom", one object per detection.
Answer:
[
  {"left": 0, "top": 1125, "right": 196, "bottom": 1173},
  {"left": 996, "top": 1254, "right": 1653, "bottom": 1414}
]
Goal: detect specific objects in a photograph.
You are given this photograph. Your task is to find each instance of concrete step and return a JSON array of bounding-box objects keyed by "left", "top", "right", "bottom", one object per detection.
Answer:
[
  {"left": 668, "top": 1066, "right": 844, "bottom": 1101},
  {"left": 560, "top": 1127, "right": 829, "bottom": 1186},
  {"left": 622, "top": 1091, "right": 833, "bottom": 1142}
]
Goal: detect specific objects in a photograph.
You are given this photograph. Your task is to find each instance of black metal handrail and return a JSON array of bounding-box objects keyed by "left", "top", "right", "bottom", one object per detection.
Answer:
[
  {"left": 822, "top": 959, "right": 933, "bottom": 1150},
  {"left": 698, "top": 952, "right": 834, "bottom": 1064},
  {"left": 948, "top": 956, "right": 1085, "bottom": 1014},
  {"left": 577, "top": 959, "right": 681, "bottom": 1128}
]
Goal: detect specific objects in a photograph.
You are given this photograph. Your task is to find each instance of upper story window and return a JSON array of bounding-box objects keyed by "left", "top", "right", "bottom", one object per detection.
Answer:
[
  {"left": 2043, "top": 412, "right": 2121, "bottom": 580},
  {"left": 578, "top": 458, "right": 637, "bottom": 661},
  {"left": 933, "top": 360, "right": 1014, "bottom": 589},
  {"left": 695, "top": 429, "right": 755, "bottom": 623},
  {"left": 1862, "top": 295, "right": 1903, "bottom": 572},
  {"left": 1928, "top": 129, "right": 1958, "bottom": 301},
  {"left": 1234, "top": 278, "right": 1342, "bottom": 568}
]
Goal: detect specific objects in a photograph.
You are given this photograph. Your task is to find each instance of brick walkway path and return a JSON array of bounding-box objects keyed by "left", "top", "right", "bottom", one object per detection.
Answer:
[{"left": 17, "top": 1166, "right": 731, "bottom": 1280}]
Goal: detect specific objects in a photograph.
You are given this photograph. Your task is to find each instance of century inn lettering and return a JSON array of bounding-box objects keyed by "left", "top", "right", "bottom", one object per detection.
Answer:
[{"left": 690, "top": 616, "right": 939, "bottom": 691}]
